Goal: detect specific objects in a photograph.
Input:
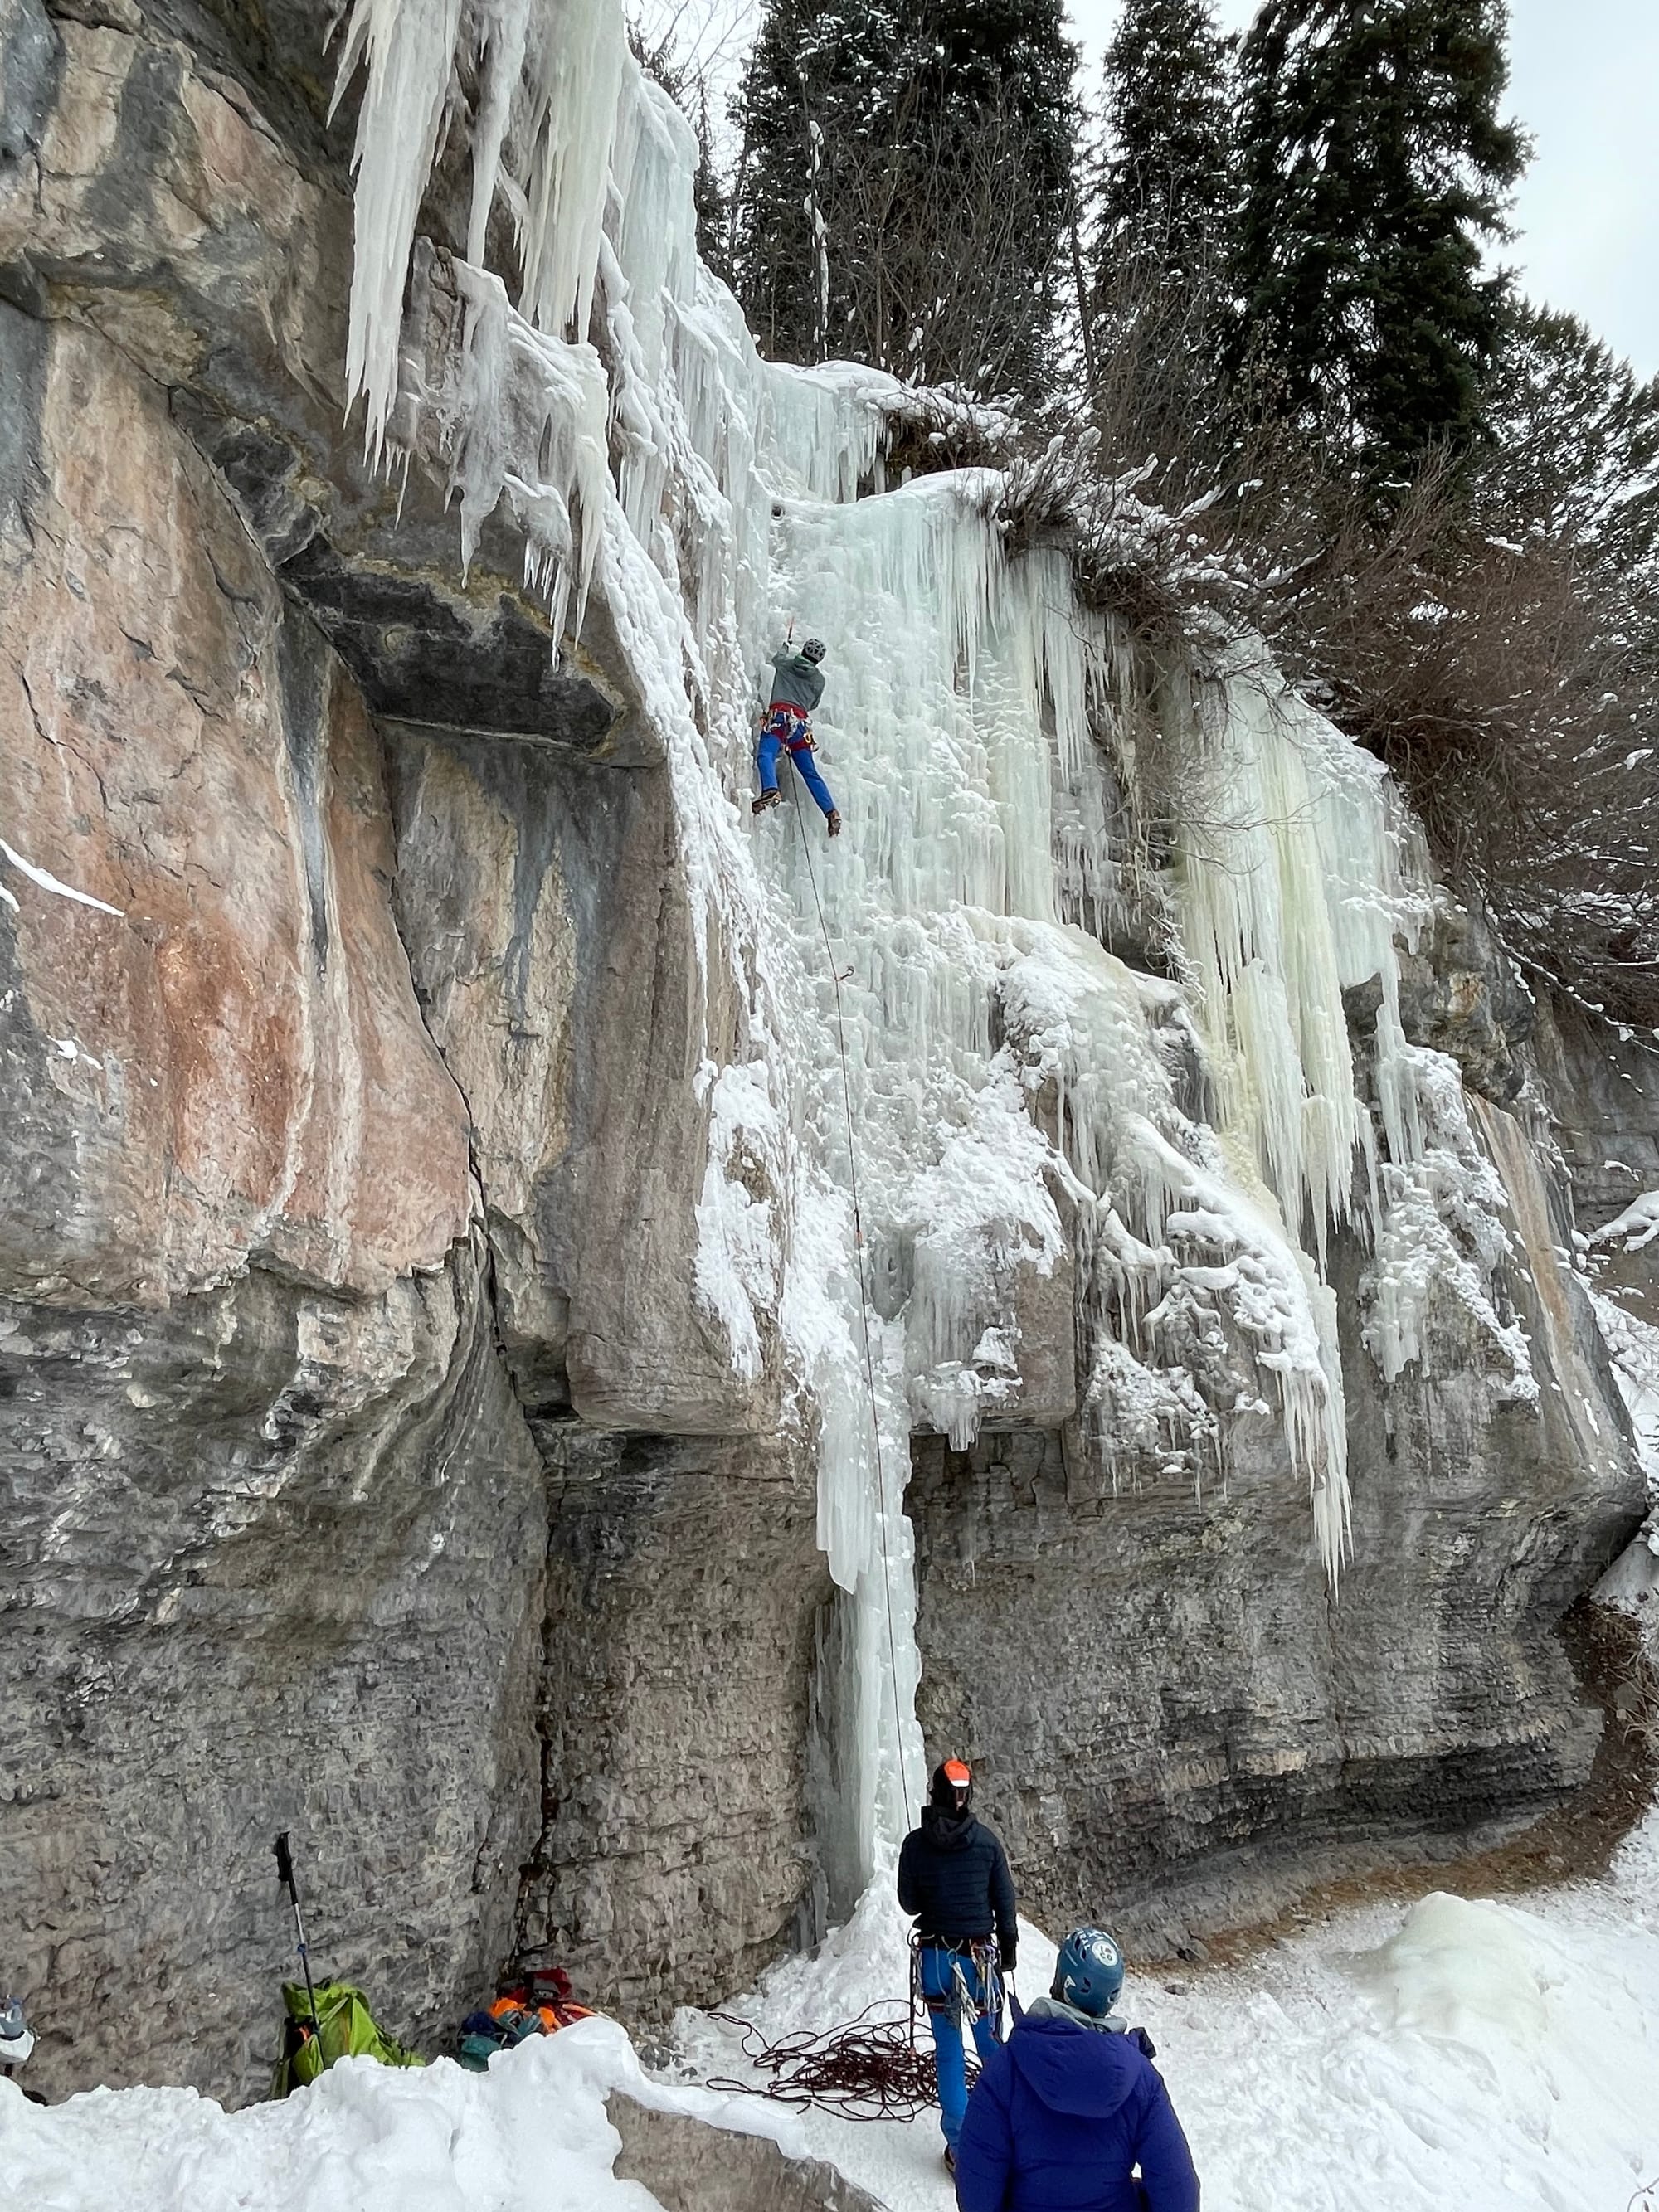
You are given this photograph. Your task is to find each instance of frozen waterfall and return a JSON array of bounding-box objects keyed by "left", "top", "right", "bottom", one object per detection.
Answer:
[{"left": 330, "top": 0, "right": 1535, "bottom": 1895}]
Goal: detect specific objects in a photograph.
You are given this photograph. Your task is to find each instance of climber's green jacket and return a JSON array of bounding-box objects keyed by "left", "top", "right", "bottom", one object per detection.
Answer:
[{"left": 270, "top": 1979, "right": 424, "bottom": 2098}]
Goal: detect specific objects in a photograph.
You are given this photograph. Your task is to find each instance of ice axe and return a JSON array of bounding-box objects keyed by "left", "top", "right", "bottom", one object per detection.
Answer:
[{"left": 273, "top": 1830, "right": 321, "bottom": 2044}]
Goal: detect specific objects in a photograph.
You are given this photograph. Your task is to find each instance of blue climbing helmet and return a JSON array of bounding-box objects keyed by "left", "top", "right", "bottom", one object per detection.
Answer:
[
  {"left": 800, "top": 637, "right": 826, "bottom": 663},
  {"left": 1053, "top": 1927, "right": 1125, "bottom": 2018}
]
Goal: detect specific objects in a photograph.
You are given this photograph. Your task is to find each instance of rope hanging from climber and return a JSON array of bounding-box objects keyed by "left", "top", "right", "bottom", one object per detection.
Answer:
[{"left": 757, "top": 616, "right": 912, "bottom": 1838}]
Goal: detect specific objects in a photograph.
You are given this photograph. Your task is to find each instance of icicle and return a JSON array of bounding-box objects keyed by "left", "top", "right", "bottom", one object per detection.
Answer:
[
  {"left": 466, "top": 0, "right": 533, "bottom": 267},
  {"left": 332, "top": 0, "right": 464, "bottom": 462},
  {"left": 513, "top": 0, "right": 629, "bottom": 340}
]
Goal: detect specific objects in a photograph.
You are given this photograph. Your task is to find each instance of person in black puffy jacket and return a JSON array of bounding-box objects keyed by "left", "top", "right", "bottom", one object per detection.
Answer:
[{"left": 898, "top": 1757, "right": 1019, "bottom": 2166}]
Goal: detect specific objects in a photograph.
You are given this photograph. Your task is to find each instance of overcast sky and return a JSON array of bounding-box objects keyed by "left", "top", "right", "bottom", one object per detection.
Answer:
[
  {"left": 646, "top": 0, "right": 1659, "bottom": 377},
  {"left": 1066, "top": 0, "right": 1659, "bottom": 377}
]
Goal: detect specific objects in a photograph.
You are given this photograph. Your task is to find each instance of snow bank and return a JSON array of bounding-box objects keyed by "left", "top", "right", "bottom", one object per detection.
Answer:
[
  {"left": 1593, "top": 1189, "right": 1659, "bottom": 1252},
  {"left": 1590, "top": 1290, "right": 1659, "bottom": 1503},
  {"left": 0, "top": 2015, "right": 802, "bottom": 2211}
]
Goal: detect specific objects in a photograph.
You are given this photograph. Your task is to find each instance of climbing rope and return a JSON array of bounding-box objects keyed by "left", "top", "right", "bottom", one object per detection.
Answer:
[
  {"left": 721, "top": 644, "right": 926, "bottom": 2124},
  {"left": 786, "top": 760, "right": 914, "bottom": 1836},
  {"left": 703, "top": 2001, "right": 941, "bottom": 2122},
  {"left": 701, "top": 1941, "right": 1009, "bottom": 2122}
]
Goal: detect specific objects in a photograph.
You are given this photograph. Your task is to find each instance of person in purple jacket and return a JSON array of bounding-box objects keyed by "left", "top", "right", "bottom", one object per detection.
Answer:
[{"left": 954, "top": 1926, "right": 1199, "bottom": 2212}]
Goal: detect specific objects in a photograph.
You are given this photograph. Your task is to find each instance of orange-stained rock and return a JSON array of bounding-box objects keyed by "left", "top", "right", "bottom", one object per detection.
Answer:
[{"left": 0, "top": 316, "right": 470, "bottom": 1306}]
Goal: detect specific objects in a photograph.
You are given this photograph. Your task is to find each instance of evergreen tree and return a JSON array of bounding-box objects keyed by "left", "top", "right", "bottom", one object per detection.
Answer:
[
  {"left": 691, "top": 88, "right": 733, "bottom": 289},
  {"left": 1086, "top": 0, "right": 1238, "bottom": 481},
  {"left": 1096, "top": 0, "right": 1235, "bottom": 296},
  {"left": 729, "top": 0, "right": 891, "bottom": 365},
  {"left": 732, "top": 0, "right": 1079, "bottom": 398},
  {"left": 1234, "top": 0, "right": 1525, "bottom": 478},
  {"left": 1477, "top": 303, "right": 1659, "bottom": 561}
]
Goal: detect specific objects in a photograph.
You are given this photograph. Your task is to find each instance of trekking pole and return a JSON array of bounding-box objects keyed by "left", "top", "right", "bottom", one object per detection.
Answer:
[{"left": 273, "top": 1831, "right": 321, "bottom": 2042}]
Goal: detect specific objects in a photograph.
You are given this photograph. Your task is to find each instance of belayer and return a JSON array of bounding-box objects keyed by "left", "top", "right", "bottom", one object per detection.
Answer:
[
  {"left": 752, "top": 637, "right": 841, "bottom": 836},
  {"left": 955, "top": 1925, "right": 1201, "bottom": 2212},
  {"left": 898, "top": 1757, "right": 1018, "bottom": 2171}
]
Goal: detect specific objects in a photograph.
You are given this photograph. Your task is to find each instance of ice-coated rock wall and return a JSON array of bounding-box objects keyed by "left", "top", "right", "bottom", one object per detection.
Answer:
[{"left": 0, "top": 0, "right": 1646, "bottom": 2099}]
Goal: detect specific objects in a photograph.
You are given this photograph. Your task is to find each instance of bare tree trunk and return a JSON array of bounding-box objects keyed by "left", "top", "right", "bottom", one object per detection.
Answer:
[{"left": 1070, "top": 204, "right": 1096, "bottom": 392}]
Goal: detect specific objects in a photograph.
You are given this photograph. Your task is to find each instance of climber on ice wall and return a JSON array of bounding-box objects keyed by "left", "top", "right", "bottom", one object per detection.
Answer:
[
  {"left": 898, "top": 1757, "right": 1017, "bottom": 2170},
  {"left": 752, "top": 636, "right": 841, "bottom": 835},
  {"left": 955, "top": 1926, "right": 1201, "bottom": 2212}
]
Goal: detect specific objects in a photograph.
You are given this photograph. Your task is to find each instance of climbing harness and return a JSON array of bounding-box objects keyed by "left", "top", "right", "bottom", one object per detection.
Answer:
[
  {"left": 761, "top": 702, "right": 815, "bottom": 750},
  {"left": 914, "top": 1932, "right": 1009, "bottom": 2044},
  {"left": 784, "top": 760, "right": 913, "bottom": 1836}
]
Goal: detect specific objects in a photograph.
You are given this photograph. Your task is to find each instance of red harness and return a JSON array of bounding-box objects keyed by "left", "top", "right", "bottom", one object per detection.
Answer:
[{"left": 763, "top": 702, "right": 815, "bottom": 751}]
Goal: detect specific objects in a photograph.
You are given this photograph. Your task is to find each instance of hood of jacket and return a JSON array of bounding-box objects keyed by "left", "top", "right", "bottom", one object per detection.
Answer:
[
  {"left": 918, "top": 1805, "right": 978, "bottom": 1852},
  {"left": 1007, "top": 2010, "right": 1144, "bottom": 2119}
]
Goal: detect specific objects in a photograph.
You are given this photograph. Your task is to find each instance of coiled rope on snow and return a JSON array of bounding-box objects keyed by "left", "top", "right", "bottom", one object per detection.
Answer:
[{"left": 703, "top": 2001, "right": 944, "bottom": 2122}]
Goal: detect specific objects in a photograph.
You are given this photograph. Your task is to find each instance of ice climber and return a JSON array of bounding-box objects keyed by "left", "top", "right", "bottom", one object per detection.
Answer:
[
  {"left": 897, "top": 1757, "right": 1018, "bottom": 2170},
  {"left": 752, "top": 636, "right": 841, "bottom": 835},
  {"left": 954, "top": 1926, "right": 1201, "bottom": 2212}
]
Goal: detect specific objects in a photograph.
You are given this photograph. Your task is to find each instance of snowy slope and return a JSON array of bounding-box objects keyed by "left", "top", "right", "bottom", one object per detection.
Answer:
[{"left": 0, "top": 2012, "right": 805, "bottom": 2210}]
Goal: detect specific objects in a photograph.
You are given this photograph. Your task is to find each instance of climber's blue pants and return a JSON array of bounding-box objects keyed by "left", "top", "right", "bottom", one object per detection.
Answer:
[
  {"left": 918, "top": 1946, "right": 1001, "bottom": 2151},
  {"left": 757, "top": 728, "right": 837, "bottom": 819}
]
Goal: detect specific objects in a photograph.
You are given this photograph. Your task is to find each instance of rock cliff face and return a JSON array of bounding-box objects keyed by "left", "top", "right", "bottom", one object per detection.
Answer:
[
  {"left": 913, "top": 1185, "right": 1632, "bottom": 1952},
  {"left": 1533, "top": 990, "right": 1659, "bottom": 1237},
  {"left": 0, "top": 0, "right": 1646, "bottom": 2109},
  {"left": 0, "top": 0, "right": 816, "bottom": 2100}
]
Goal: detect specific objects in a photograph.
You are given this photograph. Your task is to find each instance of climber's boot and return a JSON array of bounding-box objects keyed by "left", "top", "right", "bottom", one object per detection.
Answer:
[
  {"left": 752, "top": 789, "right": 784, "bottom": 815},
  {"left": 825, "top": 809, "right": 842, "bottom": 838}
]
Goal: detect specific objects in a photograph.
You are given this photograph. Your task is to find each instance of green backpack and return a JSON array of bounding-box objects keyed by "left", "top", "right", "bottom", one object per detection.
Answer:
[{"left": 270, "top": 1980, "right": 426, "bottom": 2098}]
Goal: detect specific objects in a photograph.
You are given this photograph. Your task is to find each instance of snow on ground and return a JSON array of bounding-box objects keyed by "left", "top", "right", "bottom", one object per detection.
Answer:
[
  {"left": 1591, "top": 1287, "right": 1659, "bottom": 1504},
  {"left": 0, "top": 2012, "right": 806, "bottom": 2212},
  {"left": 12, "top": 1820, "right": 1657, "bottom": 2210},
  {"left": 1593, "top": 1192, "right": 1659, "bottom": 1255},
  {"left": 673, "top": 1817, "right": 1659, "bottom": 2212}
]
